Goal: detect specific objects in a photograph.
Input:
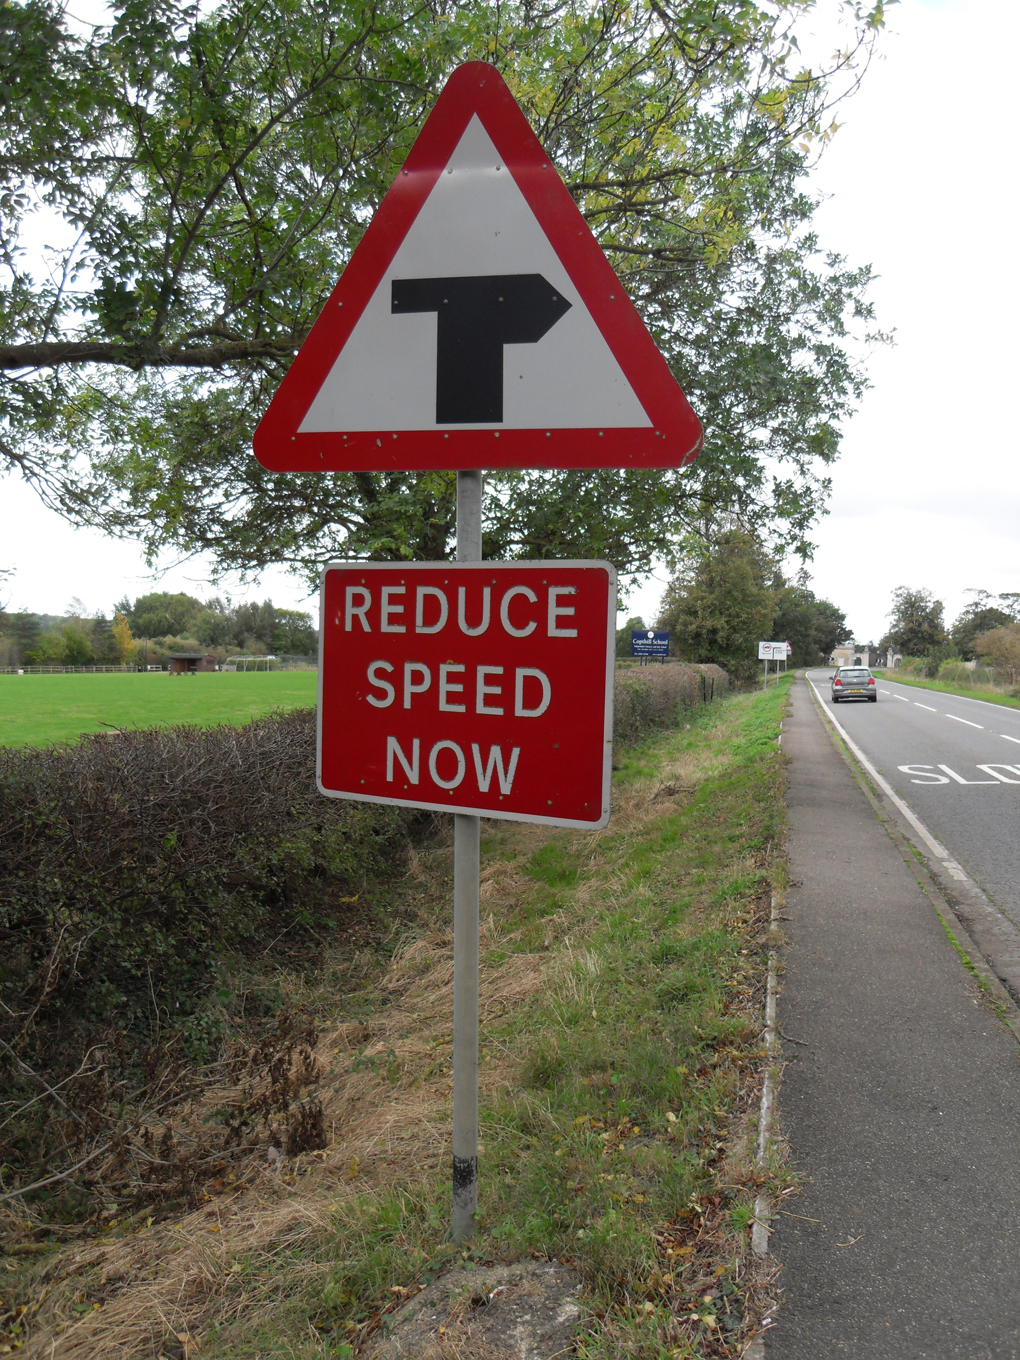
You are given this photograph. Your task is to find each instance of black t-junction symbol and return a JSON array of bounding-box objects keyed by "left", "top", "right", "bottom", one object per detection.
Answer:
[{"left": 391, "top": 273, "right": 571, "bottom": 424}]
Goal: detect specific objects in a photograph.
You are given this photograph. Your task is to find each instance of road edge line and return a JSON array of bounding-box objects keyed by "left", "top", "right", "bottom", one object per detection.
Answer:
[
  {"left": 751, "top": 890, "right": 779, "bottom": 1257},
  {"left": 744, "top": 891, "right": 781, "bottom": 1360}
]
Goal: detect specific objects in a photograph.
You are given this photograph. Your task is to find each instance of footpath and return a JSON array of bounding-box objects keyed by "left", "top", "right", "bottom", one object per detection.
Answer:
[{"left": 767, "top": 675, "right": 1020, "bottom": 1359}]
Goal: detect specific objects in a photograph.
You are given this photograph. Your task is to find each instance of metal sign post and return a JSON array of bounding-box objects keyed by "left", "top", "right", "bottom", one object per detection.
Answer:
[
  {"left": 453, "top": 469, "right": 482, "bottom": 1243},
  {"left": 254, "top": 61, "right": 703, "bottom": 1253}
]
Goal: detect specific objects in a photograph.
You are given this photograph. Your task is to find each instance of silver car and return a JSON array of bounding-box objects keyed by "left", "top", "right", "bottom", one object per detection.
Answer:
[{"left": 831, "top": 666, "right": 877, "bottom": 703}]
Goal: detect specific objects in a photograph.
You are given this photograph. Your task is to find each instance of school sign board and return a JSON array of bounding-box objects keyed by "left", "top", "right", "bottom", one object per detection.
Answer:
[
  {"left": 318, "top": 561, "right": 616, "bottom": 827},
  {"left": 253, "top": 62, "right": 702, "bottom": 473},
  {"left": 631, "top": 629, "right": 669, "bottom": 658}
]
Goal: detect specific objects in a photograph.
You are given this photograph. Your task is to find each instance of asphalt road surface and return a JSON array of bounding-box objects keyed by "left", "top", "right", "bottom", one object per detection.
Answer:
[{"left": 805, "top": 669, "right": 1020, "bottom": 928}]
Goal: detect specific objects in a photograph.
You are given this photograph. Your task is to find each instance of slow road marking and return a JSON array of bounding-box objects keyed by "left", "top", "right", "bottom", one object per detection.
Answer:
[{"left": 898, "top": 763, "right": 1020, "bottom": 786}]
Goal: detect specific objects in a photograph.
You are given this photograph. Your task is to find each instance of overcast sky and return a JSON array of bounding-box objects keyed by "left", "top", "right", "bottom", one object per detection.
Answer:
[{"left": 2, "top": 0, "right": 1015, "bottom": 642}]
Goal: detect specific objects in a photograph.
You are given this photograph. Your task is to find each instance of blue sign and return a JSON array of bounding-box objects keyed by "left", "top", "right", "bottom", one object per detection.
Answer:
[{"left": 631, "top": 629, "right": 669, "bottom": 657}]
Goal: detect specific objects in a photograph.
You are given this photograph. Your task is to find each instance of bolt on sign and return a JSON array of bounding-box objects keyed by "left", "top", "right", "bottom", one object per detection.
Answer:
[{"left": 319, "top": 561, "right": 616, "bottom": 828}]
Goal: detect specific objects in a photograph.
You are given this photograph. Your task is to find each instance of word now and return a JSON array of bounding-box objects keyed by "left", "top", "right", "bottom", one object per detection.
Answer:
[
  {"left": 341, "top": 583, "right": 579, "bottom": 637},
  {"left": 367, "top": 661, "right": 550, "bottom": 716},
  {"left": 386, "top": 738, "right": 520, "bottom": 794}
]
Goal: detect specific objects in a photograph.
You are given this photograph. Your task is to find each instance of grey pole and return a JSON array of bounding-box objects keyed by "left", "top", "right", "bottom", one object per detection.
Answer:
[{"left": 452, "top": 469, "right": 482, "bottom": 1244}]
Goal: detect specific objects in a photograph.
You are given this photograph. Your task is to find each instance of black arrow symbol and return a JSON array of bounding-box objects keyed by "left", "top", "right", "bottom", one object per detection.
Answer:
[{"left": 391, "top": 273, "right": 571, "bottom": 424}]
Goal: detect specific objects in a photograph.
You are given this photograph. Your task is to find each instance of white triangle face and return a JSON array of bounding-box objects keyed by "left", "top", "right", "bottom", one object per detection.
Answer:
[{"left": 299, "top": 117, "right": 652, "bottom": 433}]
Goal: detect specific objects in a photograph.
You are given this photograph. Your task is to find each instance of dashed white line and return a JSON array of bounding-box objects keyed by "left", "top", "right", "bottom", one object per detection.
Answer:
[
  {"left": 1002, "top": 734, "right": 1020, "bottom": 746},
  {"left": 880, "top": 688, "right": 891, "bottom": 694},
  {"left": 894, "top": 694, "right": 910, "bottom": 702},
  {"left": 946, "top": 714, "right": 983, "bottom": 729},
  {"left": 915, "top": 703, "right": 937, "bottom": 712}
]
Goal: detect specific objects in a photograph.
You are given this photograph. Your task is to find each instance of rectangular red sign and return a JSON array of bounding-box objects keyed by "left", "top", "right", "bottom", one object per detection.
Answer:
[{"left": 318, "top": 561, "right": 615, "bottom": 827}]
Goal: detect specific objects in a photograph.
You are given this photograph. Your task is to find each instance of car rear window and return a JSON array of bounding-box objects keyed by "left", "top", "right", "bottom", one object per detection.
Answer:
[{"left": 839, "top": 668, "right": 871, "bottom": 678}]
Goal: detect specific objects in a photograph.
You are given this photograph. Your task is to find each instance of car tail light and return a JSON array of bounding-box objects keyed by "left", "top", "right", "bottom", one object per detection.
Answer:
[
  {"left": 868, "top": 678, "right": 875, "bottom": 686},
  {"left": 834, "top": 678, "right": 842, "bottom": 686}
]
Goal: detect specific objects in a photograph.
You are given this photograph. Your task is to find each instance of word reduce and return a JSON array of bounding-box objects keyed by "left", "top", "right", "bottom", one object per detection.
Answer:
[{"left": 318, "top": 563, "right": 614, "bottom": 827}]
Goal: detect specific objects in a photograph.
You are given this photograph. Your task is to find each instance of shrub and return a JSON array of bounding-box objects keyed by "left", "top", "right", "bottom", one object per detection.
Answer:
[
  {"left": 975, "top": 624, "right": 1020, "bottom": 687},
  {"left": 0, "top": 709, "right": 419, "bottom": 1210},
  {"left": 612, "top": 663, "right": 727, "bottom": 745},
  {"left": 0, "top": 709, "right": 410, "bottom": 1062}
]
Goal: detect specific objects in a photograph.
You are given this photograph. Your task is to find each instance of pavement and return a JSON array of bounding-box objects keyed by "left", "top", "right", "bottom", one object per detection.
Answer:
[{"left": 766, "top": 674, "right": 1020, "bottom": 1359}]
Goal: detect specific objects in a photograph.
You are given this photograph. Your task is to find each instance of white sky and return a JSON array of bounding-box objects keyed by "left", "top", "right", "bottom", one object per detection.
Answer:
[{"left": 2, "top": 0, "right": 1015, "bottom": 640}]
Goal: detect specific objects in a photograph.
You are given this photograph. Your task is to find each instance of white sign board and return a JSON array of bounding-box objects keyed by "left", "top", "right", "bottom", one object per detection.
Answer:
[{"left": 758, "top": 641, "right": 786, "bottom": 660}]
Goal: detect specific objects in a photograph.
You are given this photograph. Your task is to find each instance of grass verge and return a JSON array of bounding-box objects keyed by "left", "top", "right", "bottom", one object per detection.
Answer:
[
  {"left": 0, "top": 670, "right": 318, "bottom": 746},
  {"left": 874, "top": 670, "right": 1020, "bottom": 712},
  {"left": 4, "top": 680, "right": 791, "bottom": 1359}
]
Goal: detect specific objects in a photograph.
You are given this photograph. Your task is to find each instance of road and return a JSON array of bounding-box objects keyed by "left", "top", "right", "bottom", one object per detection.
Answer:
[{"left": 805, "top": 669, "right": 1020, "bottom": 928}]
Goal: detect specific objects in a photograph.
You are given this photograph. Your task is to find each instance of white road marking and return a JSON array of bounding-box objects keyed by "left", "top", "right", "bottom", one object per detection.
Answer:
[
  {"left": 899, "top": 765, "right": 950, "bottom": 784},
  {"left": 880, "top": 688, "right": 891, "bottom": 694},
  {"left": 894, "top": 694, "right": 910, "bottom": 702},
  {"left": 946, "top": 714, "right": 983, "bottom": 729},
  {"left": 938, "top": 764, "right": 999, "bottom": 785},
  {"left": 915, "top": 703, "right": 937, "bottom": 711},
  {"left": 977, "top": 764, "right": 1020, "bottom": 783},
  {"left": 1002, "top": 734, "right": 1020, "bottom": 746}
]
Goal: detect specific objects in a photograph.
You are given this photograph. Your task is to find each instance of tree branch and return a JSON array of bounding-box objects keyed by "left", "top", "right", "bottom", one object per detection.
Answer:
[{"left": 0, "top": 339, "right": 300, "bottom": 372}]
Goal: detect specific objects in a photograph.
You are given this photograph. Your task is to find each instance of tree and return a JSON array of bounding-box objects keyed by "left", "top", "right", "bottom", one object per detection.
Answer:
[
  {"left": 121, "top": 592, "right": 204, "bottom": 639},
  {"left": 951, "top": 591, "right": 1017, "bottom": 660},
  {"left": 772, "top": 581, "right": 852, "bottom": 667},
  {"left": 615, "top": 616, "right": 647, "bottom": 659},
  {"left": 974, "top": 625, "right": 1020, "bottom": 688},
  {"left": 90, "top": 613, "right": 121, "bottom": 664},
  {"left": 8, "top": 611, "right": 40, "bottom": 664},
  {"left": 270, "top": 608, "right": 317, "bottom": 655},
  {"left": 112, "top": 611, "right": 136, "bottom": 664},
  {"left": 657, "top": 528, "right": 776, "bottom": 681},
  {"left": 3, "top": 0, "right": 889, "bottom": 583},
  {"left": 60, "top": 625, "right": 92, "bottom": 665},
  {"left": 883, "top": 587, "right": 946, "bottom": 658},
  {"left": 24, "top": 630, "right": 67, "bottom": 665}
]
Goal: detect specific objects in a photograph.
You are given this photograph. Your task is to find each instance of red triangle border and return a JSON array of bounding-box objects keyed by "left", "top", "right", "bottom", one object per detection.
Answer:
[{"left": 253, "top": 62, "right": 702, "bottom": 472}]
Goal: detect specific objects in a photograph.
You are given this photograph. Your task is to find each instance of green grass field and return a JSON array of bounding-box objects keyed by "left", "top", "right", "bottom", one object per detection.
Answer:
[{"left": 0, "top": 671, "right": 319, "bottom": 747}]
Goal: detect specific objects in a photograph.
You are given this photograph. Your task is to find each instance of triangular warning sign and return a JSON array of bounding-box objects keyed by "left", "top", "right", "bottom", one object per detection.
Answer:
[{"left": 254, "top": 63, "right": 702, "bottom": 472}]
